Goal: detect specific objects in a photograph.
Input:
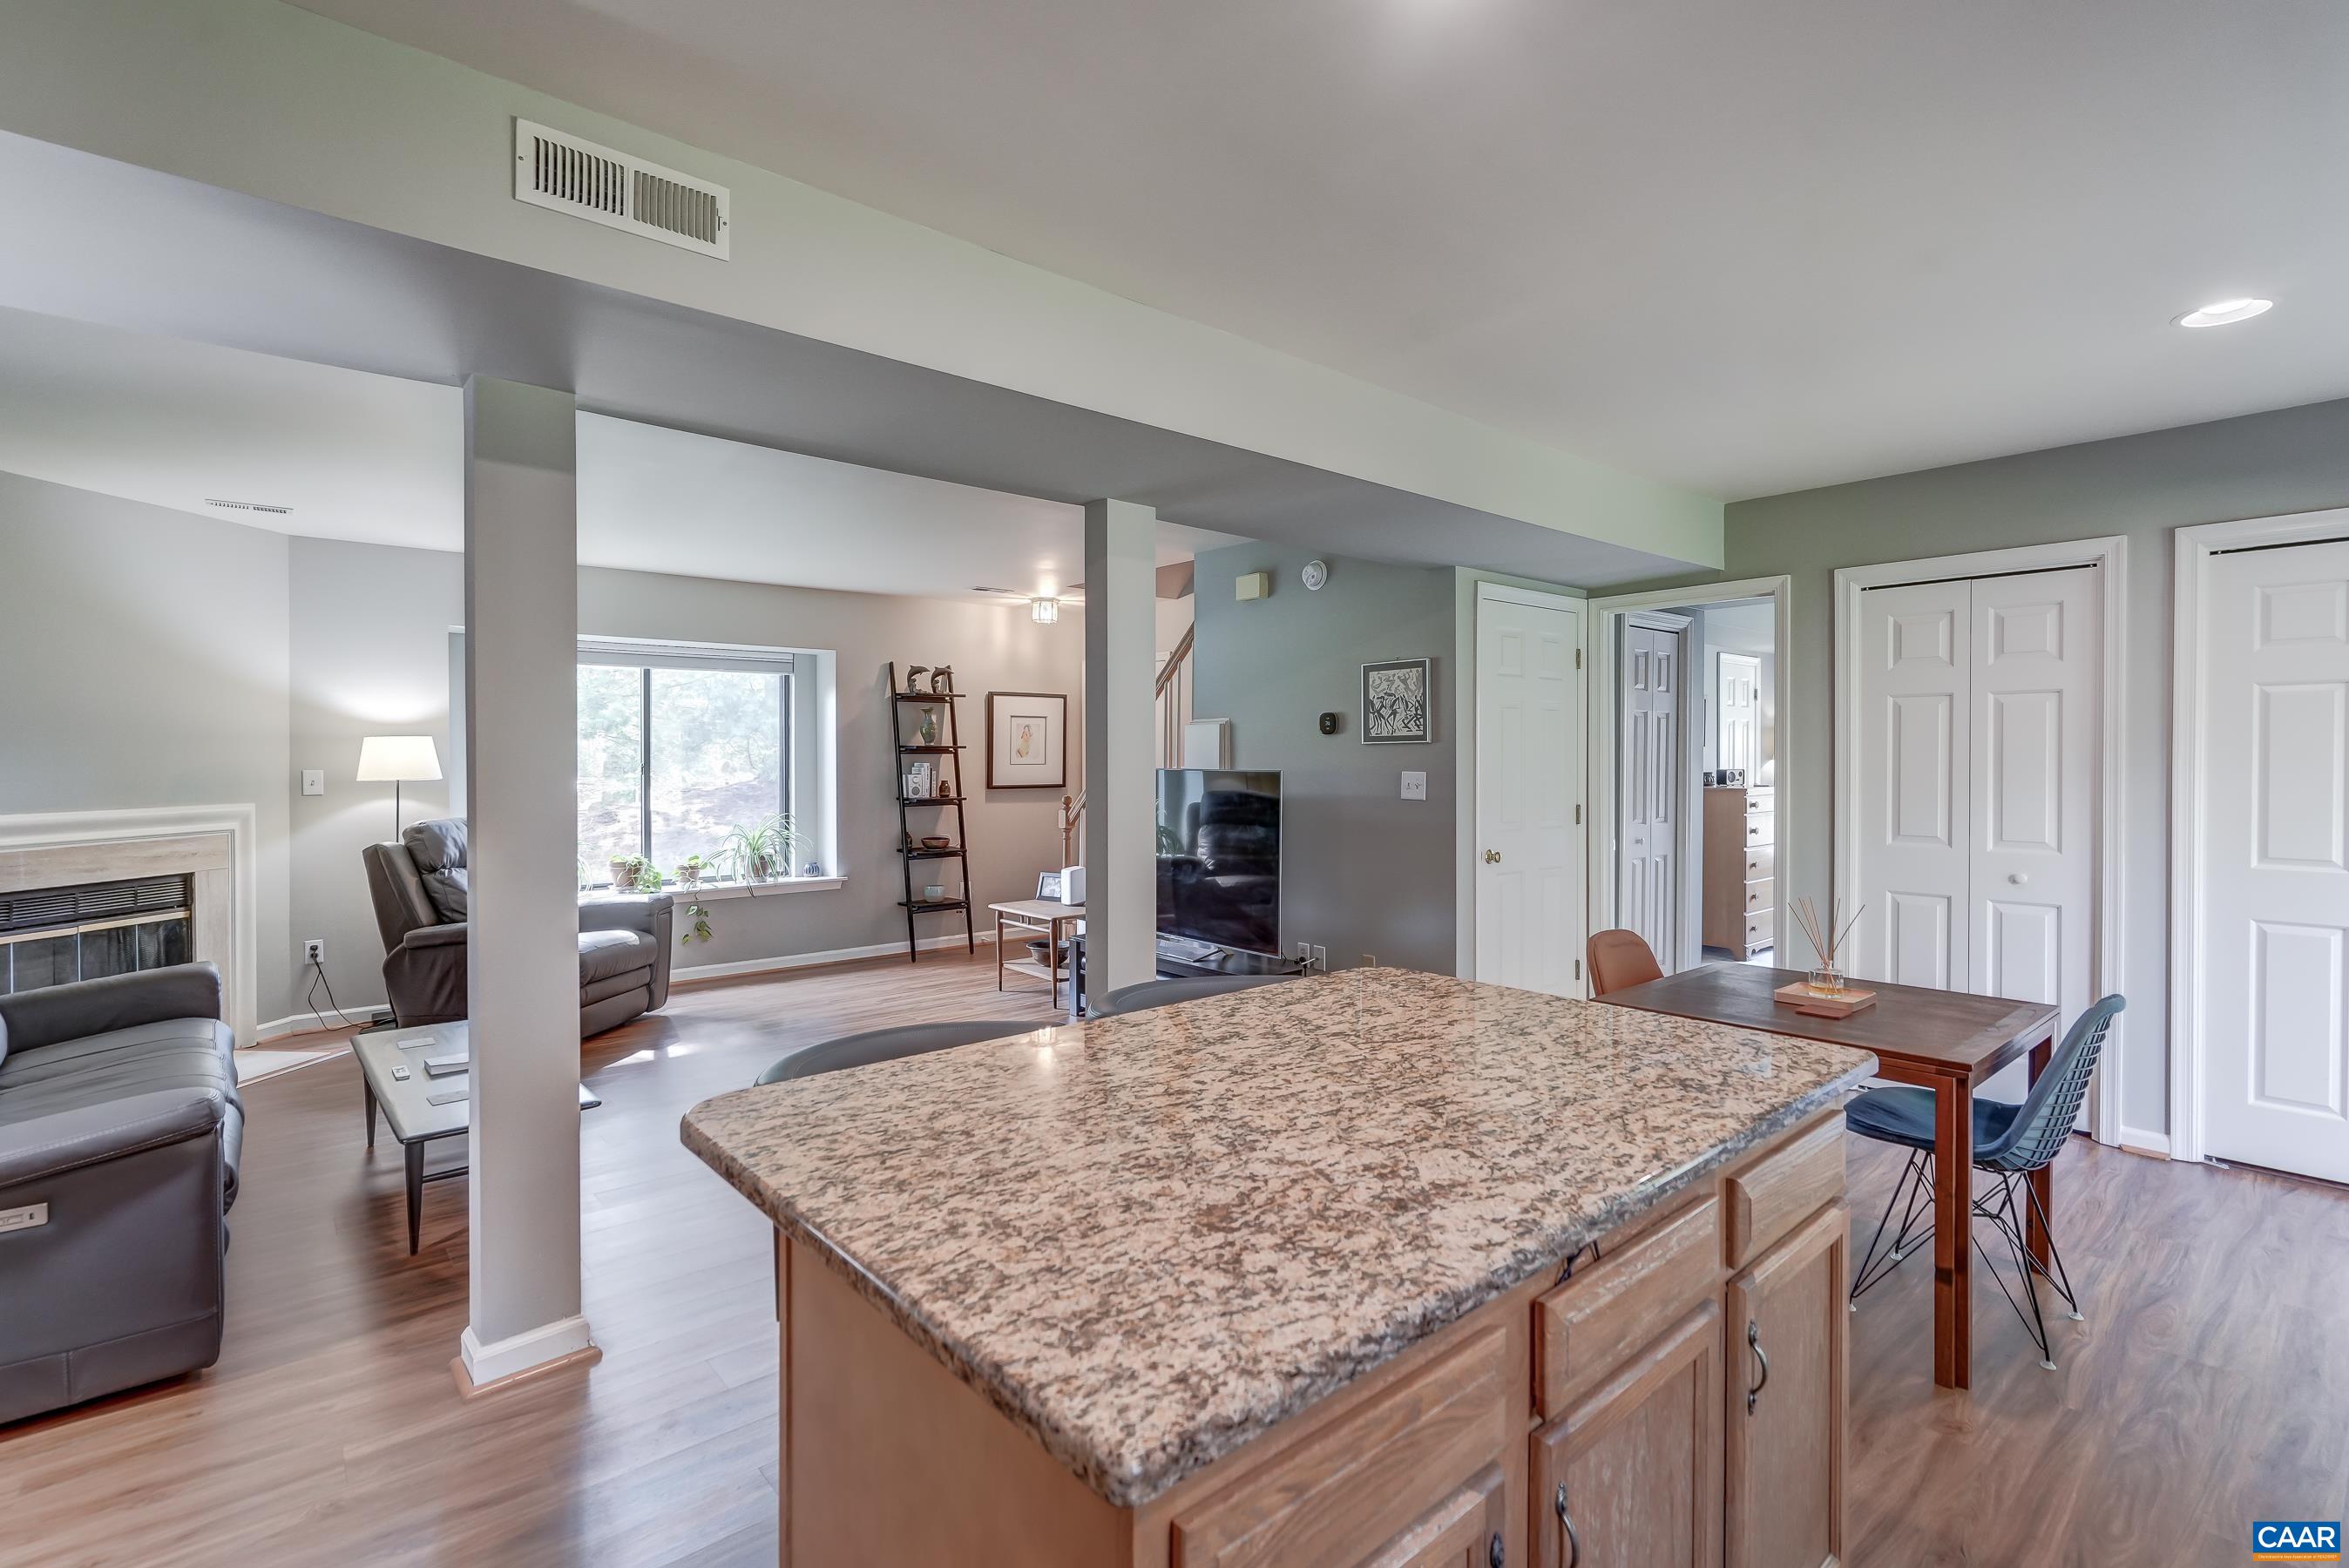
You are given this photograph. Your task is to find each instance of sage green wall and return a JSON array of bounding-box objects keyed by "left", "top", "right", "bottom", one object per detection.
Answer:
[{"left": 1620, "top": 395, "right": 2349, "bottom": 1137}]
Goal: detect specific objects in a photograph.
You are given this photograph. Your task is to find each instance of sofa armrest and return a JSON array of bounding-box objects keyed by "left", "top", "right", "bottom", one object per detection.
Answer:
[
  {"left": 0, "top": 1088, "right": 228, "bottom": 1191},
  {"left": 399, "top": 921, "right": 470, "bottom": 950},
  {"left": 0, "top": 963, "right": 223, "bottom": 1057},
  {"left": 579, "top": 893, "right": 674, "bottom": 936}
]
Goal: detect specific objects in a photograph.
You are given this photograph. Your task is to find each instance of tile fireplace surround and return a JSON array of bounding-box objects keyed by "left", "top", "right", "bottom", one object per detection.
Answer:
[{"left": 0, "top": 805, "right": 258, "bottom": 1045}]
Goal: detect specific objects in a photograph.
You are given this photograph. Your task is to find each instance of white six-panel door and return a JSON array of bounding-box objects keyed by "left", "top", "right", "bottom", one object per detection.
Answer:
[
  {"left": 2197, "top": 540, "right": 2349, "bottom": 1183},
  {"left": 1617, "top": 615, "right": 1686, "bottom": 970},
  {"left": 1718, "top": 652, "right": 1760, "bottom": 778},
  {"left": 1855, "top": 568, "right": 2099, "bottom": 1105},
  {"left": 1476, "top": 591, "right": 1585, "bottom": 996}
]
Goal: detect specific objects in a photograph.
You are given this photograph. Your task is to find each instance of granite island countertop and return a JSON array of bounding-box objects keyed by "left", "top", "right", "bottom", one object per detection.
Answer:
[{"left": 680, "top": 967, "right": 1874, "bottom": 1509}]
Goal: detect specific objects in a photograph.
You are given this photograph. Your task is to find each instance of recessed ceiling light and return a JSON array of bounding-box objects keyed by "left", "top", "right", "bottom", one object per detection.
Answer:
[{"left": 2175, "top": 298, "right": 2272, "bottom": 328}]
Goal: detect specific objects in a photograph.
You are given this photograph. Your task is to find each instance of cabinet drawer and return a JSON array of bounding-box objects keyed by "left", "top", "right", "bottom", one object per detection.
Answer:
[
  {"left": 1743, "top": 845, "right": 1774, "bottom": 881},
  {"left": 1534, "top": 1198, "right": 1718, "bottom": 1419},
  {"left": 1725, "top": 1113, "right": 1846, "bottom": 1269},
  {"left": 1743, "top": 877, "right": 1774, "bottom": 914},
  {"left": 1744, "top": 787, "right": 1774, "bottom": 814},
  {"left": 1743, "top": 812, "right": 1773, "bottom": 847},
  {"left": 1743, "top": 911, "right": 1773, "bottom": 950},
  {"left": 1168, "top": 1323, "right": 1513, "bottom": 1567}
]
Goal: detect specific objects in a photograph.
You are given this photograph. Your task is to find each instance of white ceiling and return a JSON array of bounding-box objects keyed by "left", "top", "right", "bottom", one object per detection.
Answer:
[
  {"left": 0, "top": 308, "right": 1232, "bottom": 600},
  {"left": 291, "top": 0, "right": 2349, "bottom": 500}
]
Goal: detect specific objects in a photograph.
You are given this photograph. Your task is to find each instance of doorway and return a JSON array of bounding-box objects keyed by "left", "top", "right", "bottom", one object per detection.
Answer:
[
  {"left": 2173, "top": 510, "right": 2349, "bottom": 1181},
  {"left": 1589, "top": 578, "right": 1792, "bottom": 977}
]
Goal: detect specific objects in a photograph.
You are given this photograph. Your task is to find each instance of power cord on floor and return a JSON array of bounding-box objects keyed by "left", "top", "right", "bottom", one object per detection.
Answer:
[{"left": 304, "top": 956, "right": 362, "bottom": 1031}]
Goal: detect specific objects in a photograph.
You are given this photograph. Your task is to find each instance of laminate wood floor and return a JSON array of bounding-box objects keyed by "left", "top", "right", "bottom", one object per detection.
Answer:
[{"left": 2, "top": 953, "right": 2338, "bottom": 1565}]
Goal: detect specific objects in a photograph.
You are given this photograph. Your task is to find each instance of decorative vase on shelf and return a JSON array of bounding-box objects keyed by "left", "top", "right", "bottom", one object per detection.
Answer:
[{"left": 917, "top": 712, "right": 939, "bottom": 744}]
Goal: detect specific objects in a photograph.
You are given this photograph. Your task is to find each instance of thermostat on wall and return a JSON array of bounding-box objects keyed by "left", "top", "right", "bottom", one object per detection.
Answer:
[{"left": 1235, "top": 571, "right": 1271, "bottom": 601}]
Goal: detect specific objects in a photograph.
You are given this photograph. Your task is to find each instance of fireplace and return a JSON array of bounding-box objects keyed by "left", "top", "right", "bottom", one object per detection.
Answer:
[
  {"left": 0, "top": 807, "right": 255, "bottom": 1043},
  {"left": 0, "top": 874, "right": 194, "bottom": 995}
]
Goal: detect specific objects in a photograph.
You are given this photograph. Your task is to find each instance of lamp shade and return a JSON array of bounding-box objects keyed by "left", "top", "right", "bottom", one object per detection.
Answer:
[{"left": 356, "top": 734, "right": 443, "bottom": 782}]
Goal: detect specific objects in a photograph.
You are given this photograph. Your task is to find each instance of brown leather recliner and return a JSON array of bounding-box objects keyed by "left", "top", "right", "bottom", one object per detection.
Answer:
[{"left": 362, "top": 820, "right": 673, "bottom": 1038}]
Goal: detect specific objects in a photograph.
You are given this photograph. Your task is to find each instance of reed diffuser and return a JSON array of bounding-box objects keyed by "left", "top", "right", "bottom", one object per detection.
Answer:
[{"left": 1792, "top": 896, "right": 1864, "bottom": 996}]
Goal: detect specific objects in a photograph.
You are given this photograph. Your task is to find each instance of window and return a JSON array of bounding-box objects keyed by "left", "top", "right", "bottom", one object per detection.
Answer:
[{"left": 577, "top": 641, "right": 793, "bottom": 886}]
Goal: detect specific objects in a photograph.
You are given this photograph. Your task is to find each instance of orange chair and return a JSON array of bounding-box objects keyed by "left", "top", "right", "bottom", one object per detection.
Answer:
[{"left": 1587, "top": 929, "right": 1663, "bottom": 997}]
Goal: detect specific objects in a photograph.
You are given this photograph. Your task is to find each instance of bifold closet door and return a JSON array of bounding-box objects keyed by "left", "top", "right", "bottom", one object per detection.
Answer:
[{"left": 1854, "top": 569, "right": 2097, "bottom": 1103}]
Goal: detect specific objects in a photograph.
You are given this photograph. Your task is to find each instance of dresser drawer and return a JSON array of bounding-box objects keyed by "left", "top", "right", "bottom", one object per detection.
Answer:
[
  {"left": 1725, "top": 1113, "right": 1846, "bottom": 1268},
  {"left": 1744, "top": 910, "right": 1773, "bottom": 950},
  {"left": 1743, "top": 876, "right": 1774, "bottom": 914},
  {"left": 1743, "top": 845, "right": 1774, "bottom": 881},
  {"left": 1743, "top": 811, "right": 1773, "bottom": 847},
  {"left": 1168, "top": 1322, "right": 1513, "bottom": 1566},
  {"left": 1533, "top": 1197, "right": 1719, "bottom": 1419},
  {"left": 1744, "top": 787, "right": 1774, "bottom": 814}
]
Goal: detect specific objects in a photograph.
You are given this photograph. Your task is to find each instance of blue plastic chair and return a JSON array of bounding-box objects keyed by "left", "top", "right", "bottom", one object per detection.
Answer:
[{"left": 1845, "top": 993, "right": 2124, "bottom": 1369}]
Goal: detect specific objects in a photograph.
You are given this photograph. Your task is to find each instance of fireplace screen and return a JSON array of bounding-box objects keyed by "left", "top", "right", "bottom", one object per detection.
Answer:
[{"left": 0, "top": 875, "right": 193, "bottom": 996}]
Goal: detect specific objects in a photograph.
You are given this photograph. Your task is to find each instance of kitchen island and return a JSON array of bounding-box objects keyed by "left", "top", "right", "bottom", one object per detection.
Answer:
[{"left": 681, "top": 967, "right": 1875, "bottom": 1567}]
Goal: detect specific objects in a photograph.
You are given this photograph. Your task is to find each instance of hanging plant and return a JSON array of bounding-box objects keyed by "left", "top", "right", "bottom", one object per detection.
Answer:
[{"left": 680, "top": 901, "right": 714, "bottom": 944}]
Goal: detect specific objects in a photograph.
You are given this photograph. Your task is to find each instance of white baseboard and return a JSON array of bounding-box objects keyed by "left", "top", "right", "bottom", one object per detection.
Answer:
[
  {"left": 254, "top": 1003, "right": 387, "bottom": 1043},
  {"left": 2117, "top": 1125, "right": 2171, "bottom": 1159},
  {"left": 674, "top": 929, "right": 999, "bottom": 984},
  {"left": 459, "top": 1315, "right": 596, "bottom": 1389}
]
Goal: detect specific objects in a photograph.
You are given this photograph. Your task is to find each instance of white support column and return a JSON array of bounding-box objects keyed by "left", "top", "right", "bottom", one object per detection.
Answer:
[
  {"left": 1083, "top": 498, "right": 1158, "bottom": 999},
  {"left": 457, "top": 377, "right": 595, "bottom": 1391}
]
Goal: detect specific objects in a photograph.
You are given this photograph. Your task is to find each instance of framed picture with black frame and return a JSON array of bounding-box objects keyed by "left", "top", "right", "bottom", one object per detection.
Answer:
[
  {"left": 985, "top": 691, "right": 1067, "bottom": 788},
  {"left": 1360, "top": 657, "right": 1432, "bottom": 744}
]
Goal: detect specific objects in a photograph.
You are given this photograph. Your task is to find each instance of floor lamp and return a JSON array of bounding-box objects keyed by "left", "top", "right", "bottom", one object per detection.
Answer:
[{"left": 356, "top": 735, "right": 443, "bottom": 839}]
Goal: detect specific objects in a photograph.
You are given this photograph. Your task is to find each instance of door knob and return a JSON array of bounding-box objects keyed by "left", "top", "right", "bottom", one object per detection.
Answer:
[
  {"left": 1484, "top": 849, "right": 1501, "bottom": 864},
  {"left": 2009, "top": 872, "right": 2028, "bottom": 885}
]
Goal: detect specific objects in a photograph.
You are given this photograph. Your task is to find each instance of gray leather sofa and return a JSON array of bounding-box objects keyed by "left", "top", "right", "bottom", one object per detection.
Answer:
[
  {"left": 362, "top": 819, "right": 674, "bottom": 1038},
  {"left": 0, "top": 963, "right": 240, "bottom": 1423}
]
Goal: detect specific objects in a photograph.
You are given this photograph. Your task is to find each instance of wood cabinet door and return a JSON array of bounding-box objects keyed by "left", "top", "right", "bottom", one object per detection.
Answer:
[
  {"left": 1364, "top": 1463, "right": 1509, "bottom": 1568},
  {"left": 1724, "top": 1204, "right": 1847, "bottom": 1568},
  {"left": 1533, "top": 1301, "right": 1723, "bottom": 1568}
]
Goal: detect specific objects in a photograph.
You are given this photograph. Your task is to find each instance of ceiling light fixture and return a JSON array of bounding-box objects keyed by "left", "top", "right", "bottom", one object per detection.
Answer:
[
  {"left": 1030, "top": 597, "right": 1060, "bottom": 625},
  {"left": 2175, "top": 297, "right": 2272, "bottom": 328}
]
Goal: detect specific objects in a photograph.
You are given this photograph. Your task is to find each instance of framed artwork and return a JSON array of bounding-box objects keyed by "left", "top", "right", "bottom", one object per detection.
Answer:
[
  {"left": 1360, "top": 658, "right": 1432, "bottom": 744},
  {"left": 1035, "top": 870, "right": 1064, "bottom": 901},
  {"left": 986, "top": 691, "right": 1067, "bottom": 788}
]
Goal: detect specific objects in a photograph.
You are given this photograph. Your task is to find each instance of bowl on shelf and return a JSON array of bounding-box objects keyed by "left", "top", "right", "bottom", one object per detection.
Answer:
[
  {"left": 920, "top": 835, "right": 951, "bottom": 850},
  {"left": 923, "top": 884, "right": 946, "bottom": 902}
]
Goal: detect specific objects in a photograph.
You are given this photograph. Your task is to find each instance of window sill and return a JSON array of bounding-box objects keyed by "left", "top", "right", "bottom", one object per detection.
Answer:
[{"left": 664, "top": 876, "right": 843, "bottom": 902}]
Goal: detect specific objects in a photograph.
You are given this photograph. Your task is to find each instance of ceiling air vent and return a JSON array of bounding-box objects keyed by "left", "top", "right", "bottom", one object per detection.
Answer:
[
  {"left": 513, "top": 118, "right": 730, "bottom": 260},
  {"left": 205, "top": 497, "right": 292, "bottom": 516}
]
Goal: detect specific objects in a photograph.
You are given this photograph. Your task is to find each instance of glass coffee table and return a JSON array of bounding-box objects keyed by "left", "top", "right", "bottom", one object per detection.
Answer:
[{"left": 355, "top": 1020, "right": 600, "bottom": 1254}]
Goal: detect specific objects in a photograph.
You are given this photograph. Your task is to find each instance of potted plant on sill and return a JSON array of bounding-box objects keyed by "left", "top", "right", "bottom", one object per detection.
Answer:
[
  {"left": 724, "top": 814, "right": 797, "bottom": 883},
  {"left": 676, "top": 853, "right": 709, "bottom": 889},
  {"left": 612, "top": 855, "right": 662, "bottom": 893}
]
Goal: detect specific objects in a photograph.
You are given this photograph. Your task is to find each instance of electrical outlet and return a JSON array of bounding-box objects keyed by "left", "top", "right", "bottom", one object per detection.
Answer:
[
  {"left": 1362, "top": 953, "right": 1378, "bottom": 969},
  {"left": 300, "top": 768, "right": 325, "bottom": 797},
  {"left": 1296, "top": 940, "right": 1311, "bottom": 965},
  {"left": 303, "top": 938, "right": 326, "bottom": 966},
  {"left": 1311, "top": 944, "right": 1327, "bottom": 973}
]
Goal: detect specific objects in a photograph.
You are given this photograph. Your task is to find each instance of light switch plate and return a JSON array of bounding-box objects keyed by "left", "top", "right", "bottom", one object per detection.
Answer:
[
  {"left": 301, "top": 768, "right": 325, "bottom": 796},
  {"left": 1399, "top": 770, "right": 1427, "bottom": 801}
]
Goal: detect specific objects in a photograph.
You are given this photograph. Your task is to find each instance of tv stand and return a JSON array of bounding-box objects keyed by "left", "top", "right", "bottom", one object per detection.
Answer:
[{"left": 1153, "top": 938, "right": 1306, "bottom": 982}]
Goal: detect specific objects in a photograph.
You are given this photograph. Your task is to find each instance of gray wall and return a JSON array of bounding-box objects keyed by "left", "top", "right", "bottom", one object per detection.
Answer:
[
  {"left": 289, "top": 537, "right": 462, "bottom": 1015},
  {"left": 0, "top": 471, "right": 294, "bottom": 1021},
  {"left": 1624, "top": 395, "right": 2349, "bottom": 1136},
  {"left": 1191, "top": 544, "right": 1457, "bottom": 972}
]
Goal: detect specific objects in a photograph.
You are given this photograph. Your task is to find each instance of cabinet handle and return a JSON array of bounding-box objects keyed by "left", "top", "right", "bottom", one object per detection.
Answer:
[
  {"left": 1484, "top": 848, "right": 1501, "bottom": 864},
  {"left": 1746, "top": 1320, "right": 1770, "bottom": 1414},
  {"left": 1488, "top": 1530, "right": 1506, "bottom": 1568},
  {"left": 1554, "top": 1483, "right": 1581, "bottom": 1568}
]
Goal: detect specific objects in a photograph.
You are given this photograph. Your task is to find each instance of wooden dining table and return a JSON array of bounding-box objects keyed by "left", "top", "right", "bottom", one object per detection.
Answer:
[{"left": 1598, "top": 962, "right": 2061, "bottom": 1389}]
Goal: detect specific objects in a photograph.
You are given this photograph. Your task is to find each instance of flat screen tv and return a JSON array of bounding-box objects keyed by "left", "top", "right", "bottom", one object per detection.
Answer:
[{"left": 1155, "top": 769, "right": 1281, "bottom": 957}]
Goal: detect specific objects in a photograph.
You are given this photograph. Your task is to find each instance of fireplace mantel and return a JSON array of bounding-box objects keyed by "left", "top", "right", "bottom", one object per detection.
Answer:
[{"left": 0, "top": 805, "right": 258, "bottom": 1045}]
